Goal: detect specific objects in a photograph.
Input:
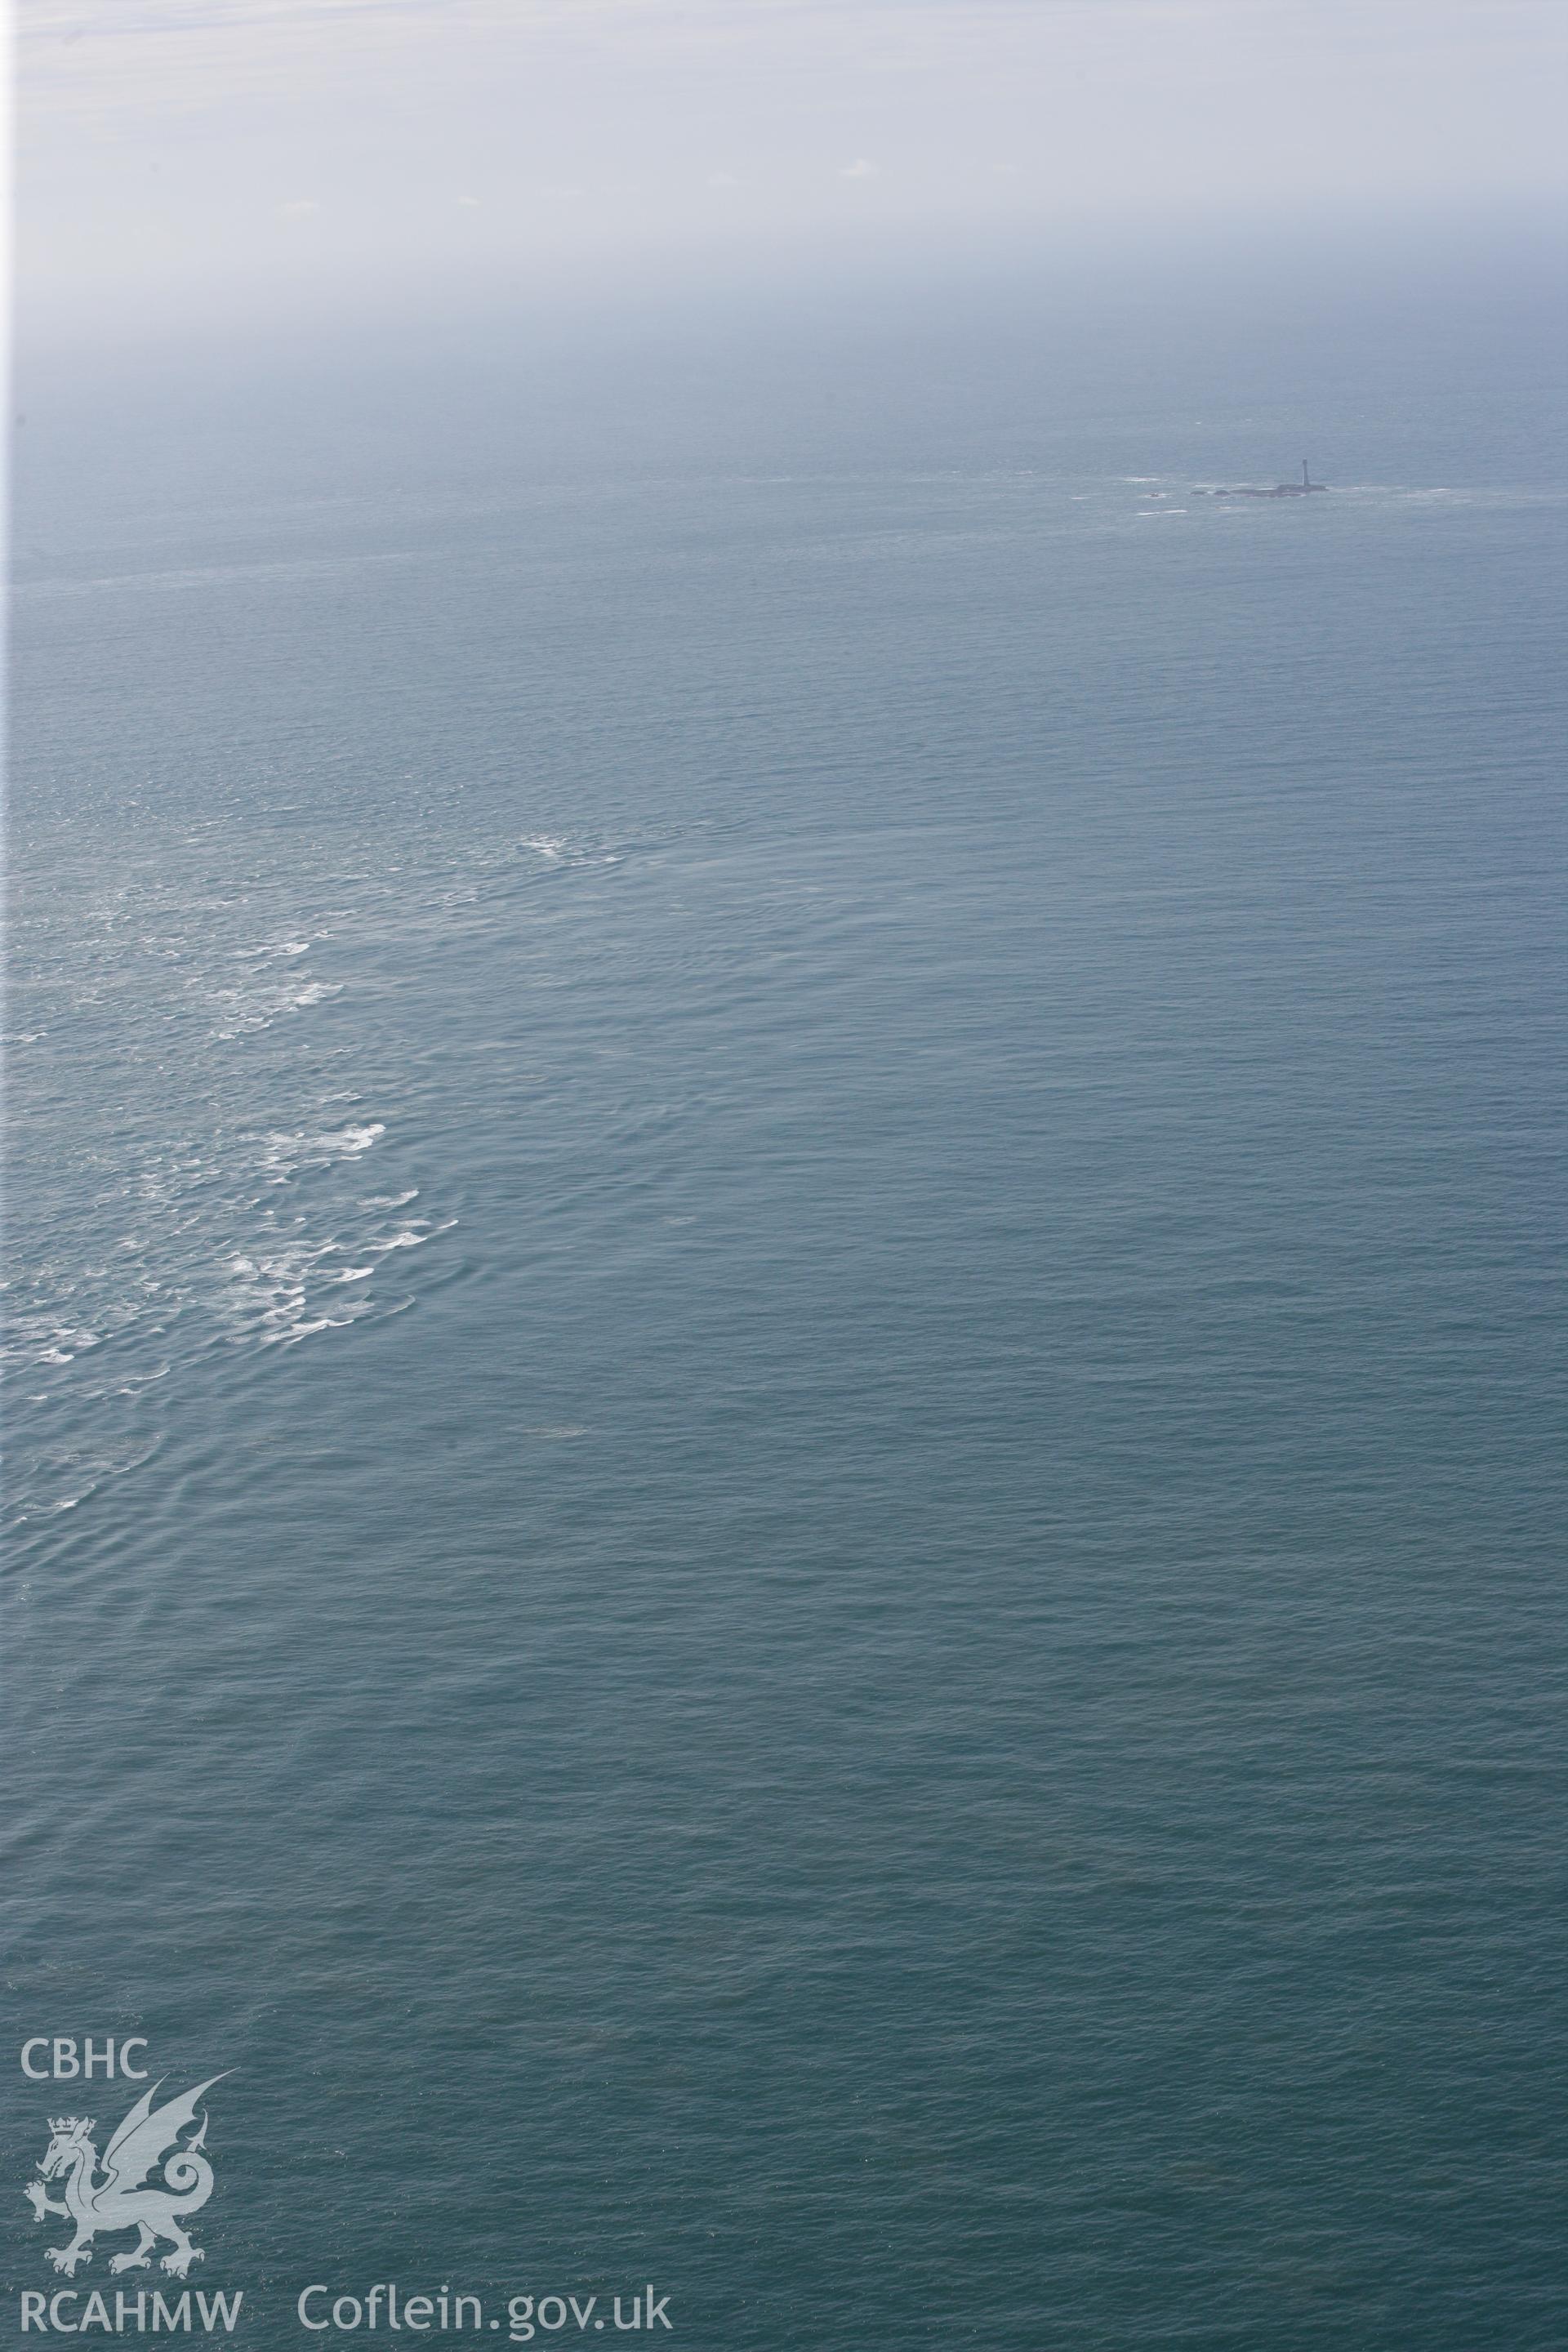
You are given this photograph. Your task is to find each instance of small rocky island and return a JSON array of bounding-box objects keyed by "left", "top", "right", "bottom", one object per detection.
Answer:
[{"left": 1195, "top": 461, "right": 1327, "bottom": 499}]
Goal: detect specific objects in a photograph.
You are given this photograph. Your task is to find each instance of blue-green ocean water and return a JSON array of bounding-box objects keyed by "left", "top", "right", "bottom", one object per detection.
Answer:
[{"left": 7, "top": 252, "right": 1567, "bottom": 2349}]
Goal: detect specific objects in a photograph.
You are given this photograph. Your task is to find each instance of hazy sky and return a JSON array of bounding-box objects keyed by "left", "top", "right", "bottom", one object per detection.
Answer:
[{"left": 18, "top": 0, "right": 1568, "bottom": 340}]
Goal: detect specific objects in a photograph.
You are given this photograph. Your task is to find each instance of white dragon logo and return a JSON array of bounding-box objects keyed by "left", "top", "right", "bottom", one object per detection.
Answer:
[{"left": 24, "top": 2077, "right": 226, "bottom": 2278}]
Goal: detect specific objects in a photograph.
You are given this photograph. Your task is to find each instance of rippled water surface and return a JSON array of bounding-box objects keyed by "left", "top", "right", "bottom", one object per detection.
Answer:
[{"left": 7, "top": 282, "right": 1566, "bottom": 2349}]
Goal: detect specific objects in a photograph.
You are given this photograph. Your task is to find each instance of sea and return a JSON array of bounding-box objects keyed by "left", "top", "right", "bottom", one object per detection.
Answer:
[{"left": 7, "top": 230, "right": 1566, "bottom": 2350}]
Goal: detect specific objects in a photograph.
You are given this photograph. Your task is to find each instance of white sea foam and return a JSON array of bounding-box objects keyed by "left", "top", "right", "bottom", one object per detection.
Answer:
[
  {"left": 270, "top": 1313, "right": 358, "bottom": 1346},
  {"left": 257, "top": 1121, "right": 386, "bottom": 1179},
  {"left": 207, "top": 965, "right": 344, "bottom": 1036},
  {"left": 7, "top": 824, "right": 461, "bottom": 1520}
]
